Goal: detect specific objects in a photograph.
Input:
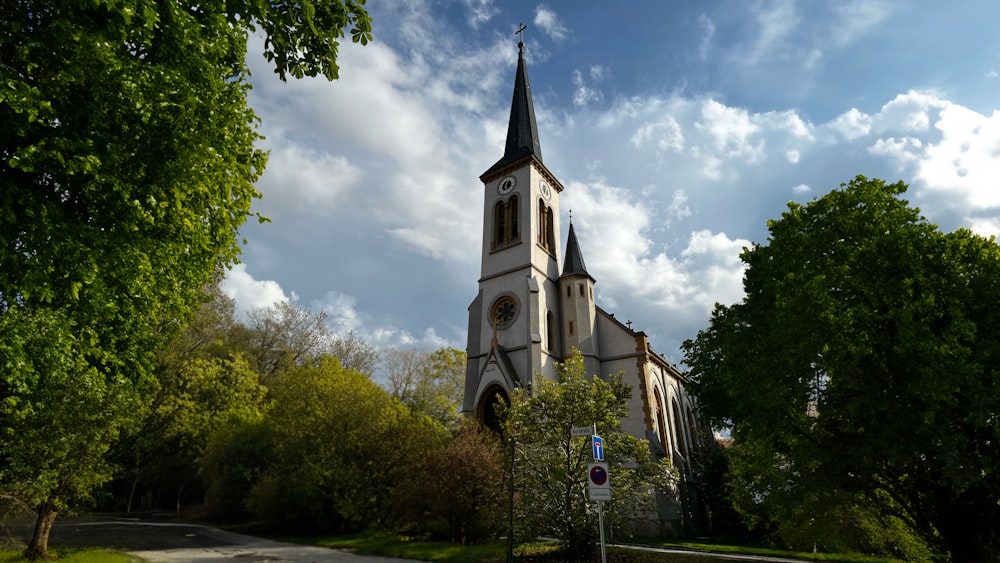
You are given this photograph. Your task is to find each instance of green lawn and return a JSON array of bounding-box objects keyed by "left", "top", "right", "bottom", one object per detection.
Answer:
[
  {"left": 0, "top": 548, "right": 142, "bottom": 563},
  {"left": 274, "top": 532, "right": 905, "bottom": 563}
]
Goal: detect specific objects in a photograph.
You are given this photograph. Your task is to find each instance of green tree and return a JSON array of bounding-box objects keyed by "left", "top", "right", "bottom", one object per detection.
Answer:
[
  {"left": 393, "top": 419, "right": 506, "bottom": 543},
  {"left": 409, "top": 347, "right": 467, "bottom": 428},
  {"left": 503, "top": 349, "right": 677, "bottom": 560},
  {"left": 247, "top": 356, "right": 445, "bottom": 532},
  {"left": 0, "top": 309, "right": 144, "bottom": 559},
  {"left": 113, "top": 285, "right": 264, "bottom": 513},
  {"left": 682, "top": 176, "right": 1000, "bottom": 561},
  {"left": 0, "top": 0, "right": 371, "bottom": 557}
]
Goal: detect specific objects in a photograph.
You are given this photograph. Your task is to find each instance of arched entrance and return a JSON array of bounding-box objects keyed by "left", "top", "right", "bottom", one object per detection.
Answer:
[{"left": 477, "top": 385, "right": 510, "bottom": 434}]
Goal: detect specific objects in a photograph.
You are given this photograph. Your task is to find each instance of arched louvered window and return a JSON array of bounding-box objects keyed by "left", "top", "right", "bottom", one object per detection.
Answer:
[
  {"left": 509, "top": 196, "right": 519, "bottom": 242},
  {"left": 493, "top": 196, "right": 519, "bottom": 249},
  {"left": 494, "top": 201, "right": 506, "bottom": 248}
]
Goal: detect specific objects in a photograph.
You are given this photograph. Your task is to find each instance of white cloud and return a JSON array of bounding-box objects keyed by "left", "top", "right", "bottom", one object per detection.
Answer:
[
  {"left": 667, "top": 189, "right": 692, "bottom": 222},
  {"left": 255, "top": 146, "right": 361, "bottom": 218},
  {"left": 461, "top": 0, "right": 498, "bottom": 29},
  {"left": 869, "top": 136, "right": 924, "bottom": 161},
  {"left": 632, "top": 115, "right": 685, "bottom": 153},
  {"left": 874, "top": 91, "right": 943, "bottom": 133},
  {"left": 698, "top": 14, "right": 715, "bottom": 60},
  {"left": 314, "top": 290, "right": 459, "bottom": 350},
  {"left": 696, "top": 100, "right": 764, "bottom": 163},
  {"left": 830, "top": 0, "right": 894, "bottom": 47},
  {"left": 221, "top": 264, "right": 290, "bottom": 318},
  {"left": 826, "top": 107, "right": 872, "bottom": 140},
  {"left": 534, "top": 6, "right": 569, "bottom": 41},
  {"left": 561, "top": 181, "right": 749, "bottom": 346},
  {"left": 742, "top": 0, "right": 799, "bottom": 65},
  {"left": 792, "top": 183, "right": 812, "bottom": 194},
  {"left": 572, "top": 69, "right": 602, "bottom": 107},
  {"left": 913, "top": 105, "right": 1000, "bottom": 211}
]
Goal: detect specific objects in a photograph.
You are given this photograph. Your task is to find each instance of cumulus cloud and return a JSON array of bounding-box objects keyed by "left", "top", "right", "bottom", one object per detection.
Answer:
[
  {"left": 314, "top": 290, "right": 458, "bottom": 349},
  {"left": 559, "top": 180, "right": 750, "bottom": 356},
  {"left": 221, "top": 264, "right": 290, "bottom": 318},
  {"left": 632, "top": 115, "right": 685, "bottom": 153},
  {"left": 696, "top": 100, "right": 764, "bottom": 163},
  {"left": 255, "top": 146, "right": 361, "bottom": 218},
  {"left": 234, "top": 2, "right": 1000, "bottom": 364},
  {"left": 826, "top": 108, "right": 872, "bottom": 140}
]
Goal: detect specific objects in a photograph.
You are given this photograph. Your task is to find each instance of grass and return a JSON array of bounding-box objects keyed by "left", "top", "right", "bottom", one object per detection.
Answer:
[
  {"left": 632, "top": 539, "right": 903, "bottom": 563},
  {"left": 0, "top": 548, "right": 143, "bottom": 562},
  {"left": 272, "top": 531, "right": 905, "bottom": 562}
]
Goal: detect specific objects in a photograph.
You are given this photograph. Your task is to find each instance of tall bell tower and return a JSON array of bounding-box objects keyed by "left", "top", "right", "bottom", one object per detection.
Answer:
[{"left": 462, "top": 37, "right": 565, "bottom": 430}]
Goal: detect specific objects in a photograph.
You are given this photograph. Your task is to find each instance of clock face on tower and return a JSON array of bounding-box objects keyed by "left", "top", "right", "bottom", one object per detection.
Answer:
[
  {"left": 498, "top": 175, "right": 516, "bottom": 195},
  {"left": 540, "top": 181, "right": 552, "bottom": 200}
]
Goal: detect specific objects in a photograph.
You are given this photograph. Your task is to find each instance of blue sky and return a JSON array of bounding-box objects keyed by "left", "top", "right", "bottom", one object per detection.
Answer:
[{"left": 222, "top": 0, "right": 1000, "bottom": 365}]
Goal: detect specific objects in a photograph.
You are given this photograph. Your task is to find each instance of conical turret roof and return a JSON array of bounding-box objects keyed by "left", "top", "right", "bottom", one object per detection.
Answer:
[{"left": 561, "top": 222, "right": 592, "bottom": 279}]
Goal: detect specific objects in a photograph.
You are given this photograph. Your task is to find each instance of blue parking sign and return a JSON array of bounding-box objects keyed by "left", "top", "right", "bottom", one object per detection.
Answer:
[{"left": 592, "top": 435, "right": 604, "bottom": 461}]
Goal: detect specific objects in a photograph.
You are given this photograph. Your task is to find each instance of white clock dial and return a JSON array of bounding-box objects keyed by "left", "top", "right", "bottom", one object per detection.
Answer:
[
  {"left": 540, "top": 181, "right": 552, "bottom": 200},
  {"left": 498, "top": 175, "right": 516, "bottom": 195}
]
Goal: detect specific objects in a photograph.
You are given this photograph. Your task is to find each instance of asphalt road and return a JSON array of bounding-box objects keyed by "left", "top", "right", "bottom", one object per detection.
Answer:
[{"left": 38, "top": 519, "right": 422, "bottom": 562}]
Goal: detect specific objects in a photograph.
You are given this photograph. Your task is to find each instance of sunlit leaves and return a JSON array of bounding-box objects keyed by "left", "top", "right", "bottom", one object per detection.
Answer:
[
  {"left": 682, "top": 176, "right": 1000, "bottom": 559},
  {"left": 503, "top": 349, "right": 678, "bottom": 559}
]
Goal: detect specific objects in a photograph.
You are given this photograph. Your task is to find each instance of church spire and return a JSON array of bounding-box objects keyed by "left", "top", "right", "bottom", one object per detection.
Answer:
[
  {"left": 561, "top": 221, "right": 591, "bottom": 278},
  {"left": 482, "top": 32, "right": 542, "bottom": 178}
]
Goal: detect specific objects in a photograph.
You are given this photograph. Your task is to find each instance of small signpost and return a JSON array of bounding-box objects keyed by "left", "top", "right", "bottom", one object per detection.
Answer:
[{"left": 571, "top": 425, "right": 609, "bottom": 563}]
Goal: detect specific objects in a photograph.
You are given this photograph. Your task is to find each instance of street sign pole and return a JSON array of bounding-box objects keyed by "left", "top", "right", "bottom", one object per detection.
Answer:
[
  {"left": 597, "top": 499, "right": 607, "bottom": 563},
  {"left": 575, "top": 424, "right": 608, "bottom": 563}
]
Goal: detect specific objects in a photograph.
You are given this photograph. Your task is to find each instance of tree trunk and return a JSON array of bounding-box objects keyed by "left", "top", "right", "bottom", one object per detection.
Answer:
[
  {"left": 25, "top": 501, "right": 58, "bottom": 561},
  {"left": 127, "top": 472, "right": 140, "bottom": 513}
]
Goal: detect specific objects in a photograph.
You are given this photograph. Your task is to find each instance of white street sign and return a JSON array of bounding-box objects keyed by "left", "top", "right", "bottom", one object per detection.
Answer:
[{"left": 571, "top": 426, "right": 592, "bottom": 437}]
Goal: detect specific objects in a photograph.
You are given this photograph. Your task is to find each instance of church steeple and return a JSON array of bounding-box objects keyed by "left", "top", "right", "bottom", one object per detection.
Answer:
[
  {"left": 482, "top": 40, "right": 542, "bottom": 179},
  {"left": 561, "top": 221, "right": 592, "bottom": 279}
]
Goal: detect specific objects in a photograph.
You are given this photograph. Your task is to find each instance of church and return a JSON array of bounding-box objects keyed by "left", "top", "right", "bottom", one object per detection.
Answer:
[{"left": 461, "top": 38, "right": 706, "bottom": 531}]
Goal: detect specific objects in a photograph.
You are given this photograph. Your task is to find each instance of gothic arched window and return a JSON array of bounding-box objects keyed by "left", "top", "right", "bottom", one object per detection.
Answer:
[
  {"left": 509, "top": 196, "right": 519, "bottom": 242},
  {"left": 493, "top": 196, "right": 519, "bottom": 249},
  {"left": 494, "top": 201, "right": 506, "bottom": 247},
  {"left": 537, "top": 200, "right": 556, "bottom": 254},
  {"left": 655, "top": 388, "right": 668, "bottom": 454}
]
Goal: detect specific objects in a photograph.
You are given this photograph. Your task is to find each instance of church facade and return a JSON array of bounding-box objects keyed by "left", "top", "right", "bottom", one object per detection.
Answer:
[{"left": 461, "top": 40, "right": 706, "bottom": 531}]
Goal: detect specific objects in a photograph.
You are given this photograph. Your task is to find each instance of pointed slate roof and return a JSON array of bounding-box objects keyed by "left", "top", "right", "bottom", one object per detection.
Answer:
[
  {"left": 482, "top": 41, "right": 542, "bottom": 178},
  {"left": 561, "top": 222, "right": 592, "bottom": 279}
]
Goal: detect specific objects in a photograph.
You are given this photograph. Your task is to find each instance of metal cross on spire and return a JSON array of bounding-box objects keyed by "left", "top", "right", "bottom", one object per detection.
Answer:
[{"left": 516, "top": 22, "right": 527, "bottom": 45}]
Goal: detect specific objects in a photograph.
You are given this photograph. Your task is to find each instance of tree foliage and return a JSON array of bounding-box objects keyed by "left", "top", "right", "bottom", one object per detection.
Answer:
[
  {"left": 245, "top": 356, "right": 445, "bottom": 533},
  {"left": 0, "top": 0, "right": 371, "bottom": 557},
  {"left": 0, "top": 309, "right": 144, "bottom": 559},
  {"left": 682, "top": 176, "right": 1000, "bottom": 561},
  {"left": 380, "top": 347, "right": 467, "bottom": 428},
  {"left": 503, "top": 349, "right": 678, "bottom": 560},
  {"left": 393, "top": 419, "right": 506, "bottom": 543}
]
